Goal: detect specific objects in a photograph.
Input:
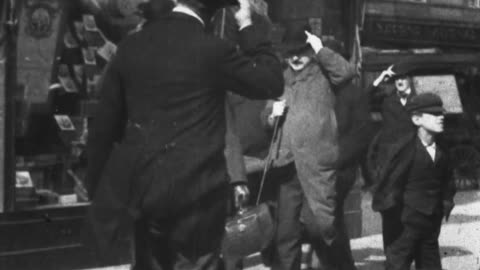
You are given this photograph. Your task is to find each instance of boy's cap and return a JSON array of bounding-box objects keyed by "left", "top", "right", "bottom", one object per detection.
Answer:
[{"left": 406, "top": 93, "right": 445, "bottom": 114}]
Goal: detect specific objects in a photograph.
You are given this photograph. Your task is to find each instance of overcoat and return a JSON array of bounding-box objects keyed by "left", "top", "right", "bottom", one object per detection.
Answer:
[
  {"left": 266, "top": 48, "right": 357, "bottom": 244},
  {"left": 85, "top": 12, "right": 283, "bottom": 253},
  {"left": 334, "top": 80, "right": 375, "bottom": 171},
  {"left": 364, "top": 84, "right": 416, "bottom": 185}
]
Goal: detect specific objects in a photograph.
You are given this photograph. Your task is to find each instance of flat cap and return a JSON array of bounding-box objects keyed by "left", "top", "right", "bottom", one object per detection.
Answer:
[{"left": 406, "top": 93, "right": 445, "bottom": 114}]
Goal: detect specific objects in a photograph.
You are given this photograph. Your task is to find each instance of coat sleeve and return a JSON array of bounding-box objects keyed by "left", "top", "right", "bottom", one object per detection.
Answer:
[
  {"left": 217, "top": 25, "right": 284, "bottom": 100},
  {"left": 366, "top": 83, "right": 389, "bottom": 107},
  {"left": 259, "top": 99, "right": 274, "bottom": 130},
  {"left": 336, "top": 86, "right": 376, "bottom": 169},
  {"left": 86, "top": 56, "right": 127, "bottom": 197},
  {"left": 314, "top": 47, "right": 357, "bottom": 86},
  {"left": 442, "top": 155, "right": 456, "bottom": 205},
  {"left": 224, "top": 95, "right": 248, "bottom": 185}
]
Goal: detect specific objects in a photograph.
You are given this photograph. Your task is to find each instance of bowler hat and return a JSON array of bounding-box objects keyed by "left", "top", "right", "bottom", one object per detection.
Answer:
[
  {"left": 198, "top": 0, "right": 239, "bottom": 9},
  {"left": 280, "top": 20, "right": 312, "bottom": 56},
  {"left": 388, "top": 60, "right": 417, "bottom": 81},
  {"left": 406, "top": 93, "right": 445, "bottom": 114}
]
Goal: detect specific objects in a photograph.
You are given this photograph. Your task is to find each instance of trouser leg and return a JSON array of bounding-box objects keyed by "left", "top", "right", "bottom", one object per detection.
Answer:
[
  {"left": 310, "top": 202, "right": 356, "bottom": 270},
  {"left": 384, "top": 206, "right": 440, "bottom": 270},
  {"left": 133, "top": 185, "right": 229, "bottom": 270},
  {"left": 413, "top": 214, "right": 442, "bottom": 270},
  {"left": 381, "top": 206, "right": 404, "bottom": 252},
  {"left": 270, "top": 167, "right": 304, "bottom": 270},
  {"left": 384, "top": 224, "right": 417, "bottom": 270},
  {"left": 305, "top": 167, "right": 357, "bottom": 270}
]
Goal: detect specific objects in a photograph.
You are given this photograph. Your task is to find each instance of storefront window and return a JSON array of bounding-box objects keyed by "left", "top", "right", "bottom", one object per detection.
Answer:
[
  {"left": 468, "top": 0, "right": 480, "bottom": 8},
  {"left": 8, "top": 0, "right": 142, "bottom": 211}
]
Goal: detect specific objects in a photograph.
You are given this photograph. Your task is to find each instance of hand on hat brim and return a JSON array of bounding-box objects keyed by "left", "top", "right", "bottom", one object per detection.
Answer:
[{"left": 305, "top": 30, "right": 323, "bottom": 54}]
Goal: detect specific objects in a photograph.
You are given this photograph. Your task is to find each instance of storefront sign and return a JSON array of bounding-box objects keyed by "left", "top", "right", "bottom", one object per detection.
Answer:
[{"left": 363, "top": 17, "right": 480, "bottom": 48}]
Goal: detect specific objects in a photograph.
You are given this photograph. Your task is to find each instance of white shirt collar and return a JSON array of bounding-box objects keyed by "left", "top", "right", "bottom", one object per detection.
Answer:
[
  {"left": 173, "top": 5, "right": 205, "bottom": 27},
  {"left": 420, "top": 139, "right": 436, "bottom": 161},
  {"left": 398, "top": 88, "right": 412, "bottom": 106},
  {"left": 398, "top": 88, "right": 412, "bottom": 98},
  {"left": 420, "top": 139, "right": 436, "bottom": 149}
]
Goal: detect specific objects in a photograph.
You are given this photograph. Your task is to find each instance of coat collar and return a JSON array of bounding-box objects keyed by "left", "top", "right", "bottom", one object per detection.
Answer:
[
  {"left": 167, "top": 11, "right": 206, "bottom": 30},
  {"left": 284, "top": 62, "right": 319, "bottom": 86},
  {"left": 172, "top": 5, "right": 205, "bottom": 26}
]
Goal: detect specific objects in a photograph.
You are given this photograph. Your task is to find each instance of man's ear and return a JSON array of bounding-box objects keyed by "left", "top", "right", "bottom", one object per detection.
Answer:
[{"left": 411, "top": 114, "right": 422, "bottom": 126}]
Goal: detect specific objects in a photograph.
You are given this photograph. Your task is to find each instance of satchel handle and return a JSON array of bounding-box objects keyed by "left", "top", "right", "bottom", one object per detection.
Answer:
[{"left": 255, "top": 115, "right": 282, "bottom": 205}]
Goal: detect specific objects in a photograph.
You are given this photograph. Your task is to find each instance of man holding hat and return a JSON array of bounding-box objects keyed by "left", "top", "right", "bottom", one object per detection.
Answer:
[
  {"left": 365, "top": 62, "right": 418, "bottom": 193},
  {"left": 369, "top": 62, "right": 418, "bottom": 134},
  {"left": 86, "top": 0, "right": 284, "bottom": 269},
  {"left": 368, "top": 93, "right": 456, "bottom": 270},
  {"left": 257, "top": 20, "right": 358, "bottom": 270}
]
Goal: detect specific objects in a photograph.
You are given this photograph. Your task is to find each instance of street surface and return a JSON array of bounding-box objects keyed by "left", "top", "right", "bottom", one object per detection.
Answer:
[
  {"left": 82, "top": 190, "right": 480, "bottom": 270},
  {"left": 243, "top": 190, "right": 480, "bottom": 270},
  {"left": 352, "top": 190, "right": 480, "bottom": 270}
]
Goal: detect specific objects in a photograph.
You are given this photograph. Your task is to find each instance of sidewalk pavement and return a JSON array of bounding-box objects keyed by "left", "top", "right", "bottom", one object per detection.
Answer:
[
  {"left": 244, "top": 190, "right": 480, "bottom": 270},
  {"left": 352, "top": 190, "right": 480, "bottom": 270},
  {"left": 82, "top": 191, "right": 480, "bottom": 270}
]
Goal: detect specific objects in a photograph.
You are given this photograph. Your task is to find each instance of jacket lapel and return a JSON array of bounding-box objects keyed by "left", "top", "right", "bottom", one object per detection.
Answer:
[
  {"left": 434, "top": 145, "right": 443, "bottom": 165},
  {"left": 377, "top": 132, "right": 416, "bottom": 185}
]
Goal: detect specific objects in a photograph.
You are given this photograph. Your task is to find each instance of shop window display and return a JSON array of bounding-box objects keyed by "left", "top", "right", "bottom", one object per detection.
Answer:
[{"left": 7, "top": 0, "right": 148, "bottom": 211}]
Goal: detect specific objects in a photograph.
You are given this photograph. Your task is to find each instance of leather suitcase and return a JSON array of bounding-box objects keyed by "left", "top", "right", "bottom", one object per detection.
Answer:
[
  {"left": 222, "top": 203, "right": 275, "bottom": 258},
  {"left": 222, "top": 116, "right": 283, "bottom": 259}
]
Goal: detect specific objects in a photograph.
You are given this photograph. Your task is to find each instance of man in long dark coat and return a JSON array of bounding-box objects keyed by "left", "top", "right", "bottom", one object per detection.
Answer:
[
  {"left": 364, "top": 62, "right": 417, "bottom": 189},
  {"left": 85, "top": 0, "right": 284, "bottom": 269}
]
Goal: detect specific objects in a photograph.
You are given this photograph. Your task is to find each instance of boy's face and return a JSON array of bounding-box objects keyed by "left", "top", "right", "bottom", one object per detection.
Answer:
[
  {"left": 412, "top": 112, "right": 445, "bottom": 133},
  {"left": 287, "top": 55, "right": 312, "bottom": 71},
  {"left": 394, "top": 76, "right": 411, "bottom": 93}
]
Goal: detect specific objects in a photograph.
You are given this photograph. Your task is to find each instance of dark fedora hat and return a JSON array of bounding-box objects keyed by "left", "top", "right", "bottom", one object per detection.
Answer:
[
  {"left": 280, "top": 19, "right": 312, "bottom": 57},
  {"left": 387, "top": 60, "right": 418, "bottom": 81},
  {"left": 197, "top": 0, "right": 239, "bottom": 9},
  {"left": 406, "top": 93, "right": 445, "bottom": 114}
]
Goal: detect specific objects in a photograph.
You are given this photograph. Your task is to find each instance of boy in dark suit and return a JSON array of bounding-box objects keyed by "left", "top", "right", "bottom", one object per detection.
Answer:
[{"left": 369, "top": 93, "right": 456, "bottom": 270}]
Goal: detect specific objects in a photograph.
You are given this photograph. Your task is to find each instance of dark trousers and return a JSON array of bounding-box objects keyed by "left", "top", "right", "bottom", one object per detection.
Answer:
[
  {"left": 269, "top": 164, "right": 304, "bottom": 270},
  {"left": 132, "top": 185, "right": 229, "bottom": 270},
  {"left": 264, "top": 165, "right": 357, "bottom": 270},
  {"left": 381, "top": 205, "right": 443, "bottom": 270},
  {"left": 306, "top": 167, "right": 357, "bottom": 270}
]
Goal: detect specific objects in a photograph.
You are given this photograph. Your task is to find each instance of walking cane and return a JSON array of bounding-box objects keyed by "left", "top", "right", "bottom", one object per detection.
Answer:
[{"left": 255, "top": 114, "right": 283, "bottom": 205}]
